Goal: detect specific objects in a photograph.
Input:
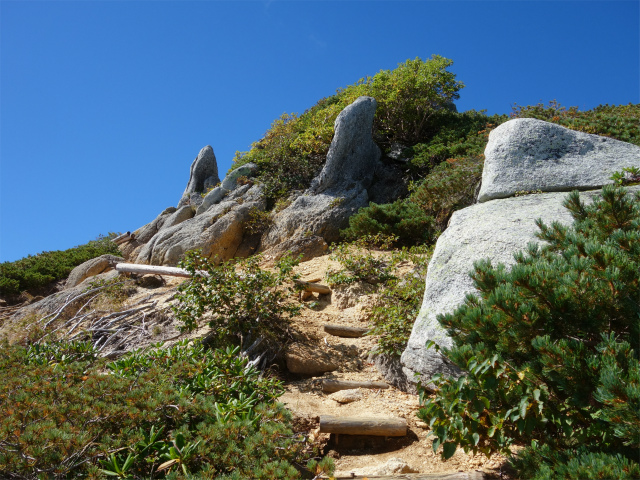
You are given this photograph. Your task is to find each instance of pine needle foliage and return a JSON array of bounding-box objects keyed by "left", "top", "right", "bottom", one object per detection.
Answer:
[
  {"left": 0, "top": 234, "right": 121, "bottom": 297},
  {"left": 418, "top": 185, "right": 640, "bottom": 478},
  {"left": 0, "top": 339, "right": 330, "bottom": 479}
]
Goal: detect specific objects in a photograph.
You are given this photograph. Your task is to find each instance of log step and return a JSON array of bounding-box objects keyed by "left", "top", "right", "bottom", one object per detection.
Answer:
[
  {"left": 294, "top": 279, "right": 331, "bottom": 294},
  {"left": 330, "top": 473, "right": 485, "bottom": 480},
  {"left": 319, "top": 415, "right": 406, "bottom": 436},
  {"left": 323, "top": 324, "right": 369, "bottom": 338},
  {"left": 322, "top": 379, "right": 389, "bottom": 393}
]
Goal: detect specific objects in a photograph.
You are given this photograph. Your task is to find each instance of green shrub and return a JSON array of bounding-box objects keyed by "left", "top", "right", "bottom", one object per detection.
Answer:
[
  {"left": 368, "top": 245, "right": 432, "bottom": 357},
  {"left": 326, "top": 234, "right": 397, "bottom": 286},
  {"left": 173, "top": 252, "right": 301, "bottom": 354},
  {"left": 341, "top": 200, "right": 436, "bottom": 246},
  {"left": 0, "top": 234, "right": 121, "bottom": 297},
  {"left": 417, "top": 185, "right": 640, "bottom": 476},
  {"left": 0, "top": 338, "right": 330, "bottom": 478},
  {"left": 345, "top": 155, "right": 485, "bottom": 245}
]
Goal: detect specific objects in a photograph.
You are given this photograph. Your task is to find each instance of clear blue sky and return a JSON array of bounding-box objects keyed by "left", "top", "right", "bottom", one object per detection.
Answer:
[{"left": 1, "top": 0, "right": 638, "bottom": 262}]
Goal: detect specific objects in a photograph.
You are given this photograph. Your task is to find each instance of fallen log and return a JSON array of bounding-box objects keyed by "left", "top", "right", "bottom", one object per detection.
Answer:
[
  {"left": 115, "top": 263, "right": 197, "bottom": 278},
  {"left": 323, "top": 324, "right": 369, "bottom": 338},
  {"left": 330, "top": 473, "right": 485, "bottom": 480},
  {"left": 319, "top": 415, "right": 406, "bottom": 436},
  {"left": 322, "top": 379, "right": 389, "bottom": 393},
  {"left": 294, "top": 279, "right": 331, "bottom": 294},
  {"left": 113, "top": 232, "right": 134, "bottom": 245}
]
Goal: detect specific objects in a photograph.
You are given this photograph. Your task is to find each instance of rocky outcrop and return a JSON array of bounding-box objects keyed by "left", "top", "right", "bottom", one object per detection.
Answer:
[
  {"left": 478, "top": 119, "right": 640, "bottom": 202},
  {"left": 135, "top": 184, "right": 265, "bottom": 266},
  {"left": 65, "top": 254, "right": 124, "bottom": 289},
  {"left": 196, "top": 163, "right": 258, "bottom": 215},
  {"left": 118, "top": 147, "right": 265, "bottom": 266},
  {"left": 178, "top": 145, "right": 220, "bottom": 207},
  {"left": 261, "top": 96, "right": 382, "bottom": 259},
  {"left": 400, "top": 119, "right": 640, "bottom": 389}
]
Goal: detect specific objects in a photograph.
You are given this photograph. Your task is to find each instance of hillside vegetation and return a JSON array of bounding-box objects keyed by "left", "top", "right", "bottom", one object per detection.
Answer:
[
  {"left": 0, "top": 235, "right": 120, "bottom": 298},
  {"left": 1, "top": 55, "right": 639, "bottom": 478}
]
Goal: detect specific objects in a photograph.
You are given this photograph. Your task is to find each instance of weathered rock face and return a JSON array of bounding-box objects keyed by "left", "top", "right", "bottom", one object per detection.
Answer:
[
  {"left": 261, "top": 96, "right": 382, "bottom": 259},
  {"left": 311, "top": 96, "right": 380, "bottom": 194},
  {"left": 479, "top": 118, "right": 640, "bottom": 202},
  {"left": 178, "top": 145, "right": 220, "bottom": 207},
  {"left": 135, "top": 185, "right": 265, "bottom": 266},
  {"left": 400, "top": 119, "right": 640, "bottom": 389},
  {"left": 65, "top": 254, "right": 124, "bottom": 289},
  {"left": 119, "top": 147, "right": 265, "bottom": 267}
]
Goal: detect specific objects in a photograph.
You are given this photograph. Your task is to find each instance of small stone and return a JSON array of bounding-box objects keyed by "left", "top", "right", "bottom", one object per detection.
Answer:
[
  {"left": 416, "top": 421, "right": 428, "bottom": 429},
  {"left": 328, "top": 388, "right": 362, "bottom": 404}
]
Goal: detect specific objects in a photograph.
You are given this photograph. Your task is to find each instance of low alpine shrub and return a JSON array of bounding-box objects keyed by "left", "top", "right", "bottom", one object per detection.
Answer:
[
  {"left": 0, "top": 234, "right": 121, "bottom": 297},
  {"left": 173, "top": 252, "right": 302, "bottom": 354},
  {"left": 0, "top": 338, "right": 330, "bottom": 478}
]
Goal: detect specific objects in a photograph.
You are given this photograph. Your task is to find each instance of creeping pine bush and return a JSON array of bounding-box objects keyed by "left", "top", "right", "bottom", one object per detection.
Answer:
[
  {"left": 0, "top": 338, "right": 331, "bottom": 479},
  {"left": 173, "top": 251, "right": 301, "bottom": 354},
  {"left": 0, "top": 234, "right": 121, "bottom": 297},
  {"left": 418, "top": 185, "right": 640, "bottom": 479}
]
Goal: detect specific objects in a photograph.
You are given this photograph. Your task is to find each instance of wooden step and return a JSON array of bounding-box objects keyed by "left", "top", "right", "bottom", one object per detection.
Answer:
[
  {"left": 330, "top": 473, "right": 485, "bottom": 480},
  {"left": 322, "top": 379, "right": 389, "bottom": 393},
  {"left": 323, "top": 324, "right": 369, "bottom": 338},
  {"left": 319, "top": 415, "right": 406, "bottom": 436}
]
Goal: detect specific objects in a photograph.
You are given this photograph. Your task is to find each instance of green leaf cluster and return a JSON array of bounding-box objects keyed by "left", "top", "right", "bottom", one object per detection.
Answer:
[
  {"left": 1, "top": 338, "right": 331, "bottom": 478},
  {"left": 173, "top": 252, "right": 301, "bottom": 354},
  {"left": 0, "top": 234, "right": 121, "bottom": 297},
  {"left": 418, "top": 185, "right": 640, "bottom": 476}
]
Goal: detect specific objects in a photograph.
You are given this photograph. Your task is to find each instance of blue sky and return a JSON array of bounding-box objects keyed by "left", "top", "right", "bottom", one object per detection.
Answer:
[{"left": 1, "top": 0, "right": 638, "bottom": 262}]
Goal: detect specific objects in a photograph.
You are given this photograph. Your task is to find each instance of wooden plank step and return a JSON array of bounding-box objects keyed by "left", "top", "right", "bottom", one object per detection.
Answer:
[
  {"left": 323, "top": 324, "right": 370, "bottom": 338},
  {"left": 322, "top": 379, "right": 389, "bottom": 393},
  {"left": 329, "top": 473, "right": 485, "bottom": 480},
  {"left": 294, "top": 279, "right": 331, "bottom": 294},
  {"left": 319, "top": 415, "right": 406, "bottom": 436}
]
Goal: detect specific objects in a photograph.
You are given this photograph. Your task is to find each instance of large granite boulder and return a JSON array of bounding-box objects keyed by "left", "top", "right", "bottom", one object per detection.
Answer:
[
  {"left": 400, "top": 119, "right": 640, "bottom": 390},
  {"left": 196, "top": 163, "right": 258, "bottom": 215},
  {"left": 261, "top": 96, "right": 381, "bottom": 258},
  {"left": 178, "top": 145, "right": 220, "bottom": 207},
  {"left": 478, "top": 119, "right": 640, "bottom": 202}
]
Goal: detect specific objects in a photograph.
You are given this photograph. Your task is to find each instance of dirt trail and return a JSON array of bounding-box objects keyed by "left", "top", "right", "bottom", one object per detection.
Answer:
[
  {"left": 0, "top": 253, "right": 509, "bottom": 478},
  {"left": 280, "top": 254, "right": 508, "bottom": 478}
]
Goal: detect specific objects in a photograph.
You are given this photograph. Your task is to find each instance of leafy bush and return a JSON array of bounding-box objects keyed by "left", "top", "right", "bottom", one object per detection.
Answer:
[
  {"left": 418, "top": 185, "right": 640, "bottom": 476},
  {"left": 344, "top": 155, "right": 486, "bottom": 245},
  {"left": 368, "top": 244, "right": 432, "bottom": 357},
  {"left": 0, "top": 234, "right": 121, "bottom": 297},
  {"left": 173, "top": 252, "right": 301, "bottom": 354},
  {"left": 0, "top": 338, "right": 330, "bottom": 478},
  {"left": 326, "top": 234, "right": 397, "bottom": 286},
  {"left": 232, "top": 55, "right": 464, "bottom": 204},
  {"left": 342, "top": 200, "right": 436, "bottom": 246}
]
